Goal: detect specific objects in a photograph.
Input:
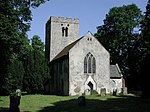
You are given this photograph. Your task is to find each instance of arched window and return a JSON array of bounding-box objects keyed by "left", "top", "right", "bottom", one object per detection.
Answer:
[
  {"left": 62, "top": 27, "right": 65, "bottom": 37},
  {"left": 84, "top": 52, "right": 96, "bottom": 73},
  {"left": 65, "top": 27, "right": 68, "bottom": 37},
  {"left": 62, "top": 27, "right": 68, "bottom": 37},
  {"left": 88, "top": 56, "right": 92, "bottom": 73},
  {"left": 84, "top": 56, "right": 87, "bottom": 73}
]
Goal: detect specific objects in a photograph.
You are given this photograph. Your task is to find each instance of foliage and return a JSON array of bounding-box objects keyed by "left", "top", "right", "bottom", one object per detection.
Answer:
[
  {"left": 22, "top": 35, "right": 50, "bottom": 94},
  {"left": 139, "top": 0, "right": 150, "bottom": 98},
  {"left": 91, "top": 90, "right": 98, "bottom": 95},
  {"left": 2, "top": 60, "right": 24, "bottom": 95},
  {"left": 23, "top": 49, "right": 50, "bottom": 94},
  {"left": 31, "top": 35, "right": 45, "bottom": 52},
  {"left": 94, "top": 4, "right": 143, "bottom": 90},
  {"left": 0, "top": 0, "right": 31, "bottom": 91},
  {"left": 140, "top": 0, "right": 150, "bottom": 60},
  {"left": 0, "top": 0, "right": 50, "bottom": 95},
  {"left": 29, "top": 0, "right": 50, "bottom": 8}
]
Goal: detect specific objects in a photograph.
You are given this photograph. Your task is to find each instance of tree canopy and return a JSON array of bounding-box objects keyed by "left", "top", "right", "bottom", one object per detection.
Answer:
[
  {"left": 139, "top": 0, "right": 150, "bottom": 98},
  {"left": 140, "top": 0, "right": 150, "bottom": 60},
  {"left": 94, "top": 4, "right": 143, "bottom": 91},
  {"left": 0, "top": 0, "right": 50, "bottom": 95}
]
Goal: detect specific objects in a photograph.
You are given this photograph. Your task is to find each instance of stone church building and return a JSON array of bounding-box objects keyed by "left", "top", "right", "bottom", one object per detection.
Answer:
[{"left": 45, "top": 16, "right": 124, "bottom": 96}]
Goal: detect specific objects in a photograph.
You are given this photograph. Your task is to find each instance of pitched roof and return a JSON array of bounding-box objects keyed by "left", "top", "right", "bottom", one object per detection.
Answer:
[
  {"left": 51, "top": 31, "right": 108, "bottom": 61},
  {"left": 52, "top": 37, "right": 82, "bottom": 61},
  {"left": 110, "top": 64, "right": 122, "bottom": 79},
  {"left": 52, "top": 31, "right": 94, "bottom": 61}
]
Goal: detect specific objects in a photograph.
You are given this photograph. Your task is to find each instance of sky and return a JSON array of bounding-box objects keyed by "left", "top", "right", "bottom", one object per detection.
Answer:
[{"left": 27, "top": 0, "right": 148, "bottom": 42}]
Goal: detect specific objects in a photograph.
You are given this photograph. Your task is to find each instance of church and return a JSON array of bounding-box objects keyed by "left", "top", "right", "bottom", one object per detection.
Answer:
[{"left": 45, "top": 16, "right": 125, "bottom": 96}]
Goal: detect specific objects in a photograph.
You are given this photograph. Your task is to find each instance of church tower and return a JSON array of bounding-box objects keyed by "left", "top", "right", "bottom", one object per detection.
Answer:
[{"left": 45, "top": 16, "right": 80, "bottom": 61}]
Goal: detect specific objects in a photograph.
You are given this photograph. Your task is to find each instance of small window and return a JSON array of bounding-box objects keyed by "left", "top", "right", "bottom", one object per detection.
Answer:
[
  {"left": 62, "top": 27, "right": 68, "bottom": 37},
  {"left": 65, "top": 27, "right": 68, "bottom": 37},
  {"left": 62, "top": 27, "right": 65, "bottom": 36}
]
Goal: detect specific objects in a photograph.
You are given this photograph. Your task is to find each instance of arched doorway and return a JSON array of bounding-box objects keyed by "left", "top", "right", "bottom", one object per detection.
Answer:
[
  {"left": 84, "top": 76, "right": 96, "bottom": 91},
  {"left": 88, "top": 81, "right": 93, "bottom": 90}
]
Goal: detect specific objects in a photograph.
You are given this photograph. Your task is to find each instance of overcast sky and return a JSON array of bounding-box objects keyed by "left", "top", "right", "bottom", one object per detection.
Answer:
[{"left": 27, "top": 0, "right": 147, "bottom": 42}]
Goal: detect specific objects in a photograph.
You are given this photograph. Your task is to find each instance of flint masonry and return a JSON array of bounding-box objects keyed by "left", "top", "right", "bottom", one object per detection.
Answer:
[{"left": 45, "top": 16, "right": 123, "bottom": 96}]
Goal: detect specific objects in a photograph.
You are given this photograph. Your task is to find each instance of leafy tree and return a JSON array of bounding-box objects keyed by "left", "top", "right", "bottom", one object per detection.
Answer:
[
  {"left": 22, "top": 35, "right": 50, "bottom": 94},
  {"left": 0, "top": 0, "right": 49, "bottom": 95},
  {"left": 31, "top": 35, "right": 45, "bottom": 52},
  {"left": 140, "top": 0, "right": 150, "bottom": 59},
  {"left": 2, "top": 60, "right": 24, "bottom": 95},
  {"left": 139, "top": 0, "right": 150, "bottom": 98},
  {"left": 94, "top": 4, "right": 143, "bottom": 90},
  {"left": 23, "top": 49, "right": 50, "bottom": 93},
  {"left": 0, "top": 0, "right": 31, "bottom": 94},
  {"left": 28, "top": 0, "right": 50, "bottom": 8}
]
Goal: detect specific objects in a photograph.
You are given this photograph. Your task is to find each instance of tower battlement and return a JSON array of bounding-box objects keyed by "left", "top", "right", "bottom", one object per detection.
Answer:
[
  {"left": 45, "top": 16, "right": 79, "bottom": 61},
  {"left": 49, "top": 16, "right": 79, "bottom": 24}
]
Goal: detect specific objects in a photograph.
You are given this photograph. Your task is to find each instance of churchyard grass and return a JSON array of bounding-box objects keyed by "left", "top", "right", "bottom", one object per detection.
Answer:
[{"left": 0, "top": 94, "right": 150, "bottom": 112}]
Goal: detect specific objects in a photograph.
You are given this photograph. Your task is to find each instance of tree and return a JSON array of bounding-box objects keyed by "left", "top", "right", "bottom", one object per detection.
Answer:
[
  {"left": 23, "top": 49, "right": 50, "bottom": 94},
  {"left": 0, "top": 0, "right": 31, "bottom": 94},
  {"left": 22, "top": 35, "right": 50, "bottom": 94},
  {"left": 31, "top": 35, "right": 44, "bottom": 52},
  {"left": 140, "top": 0, "right": 150, "bottom": 60},
  {"left": 0, "top": 0, "right": 49, "bottom": 95},
  {"left": 139, "top": 0, "right": 150, "bottom": 98},
  {"left": 2, "top": 60, "right": 24, "bottom": 95},
  {"left": 94, "top": 4, "right": 143, "bottom": 90}
]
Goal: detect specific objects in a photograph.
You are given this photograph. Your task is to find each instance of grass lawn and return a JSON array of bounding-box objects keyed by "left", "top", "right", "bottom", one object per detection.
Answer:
[{"left": 0, "top": 94, "right": 150, "bottom": 112}]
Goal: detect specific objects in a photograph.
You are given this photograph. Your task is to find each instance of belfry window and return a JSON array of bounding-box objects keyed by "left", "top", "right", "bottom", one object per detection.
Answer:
[
  {"left": 62, "top": 27, "right": 68, "bottom": 37},
  {"left": 62, "top": 27, "right": 65, "bottom": 36},
  {"left": 84, "top": 52, "right": 96, "bottom": 73}
]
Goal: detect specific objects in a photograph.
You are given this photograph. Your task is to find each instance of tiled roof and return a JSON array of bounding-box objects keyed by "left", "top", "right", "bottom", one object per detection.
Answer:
[{"left": 110, "top": 64, "right": 122, "bottom": 79}]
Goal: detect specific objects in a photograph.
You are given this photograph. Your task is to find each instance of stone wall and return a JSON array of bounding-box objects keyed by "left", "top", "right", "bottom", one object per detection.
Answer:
[
  {"left": 49, "top": 55, "right": 69, "bottom": 95},
  {"left": 110, "top": 79, "right": 122, "bottom": 94},
  {"left": 69, "top": 32, "right": 110, "bottom": 95},
  {"left": 45, "top": 16, "right": 79, "bottom": 62}
]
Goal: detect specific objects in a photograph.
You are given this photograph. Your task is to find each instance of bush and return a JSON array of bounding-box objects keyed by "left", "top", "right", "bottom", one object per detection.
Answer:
[{"left": 91, "top": 90, "right": 98, "bottom": 95}]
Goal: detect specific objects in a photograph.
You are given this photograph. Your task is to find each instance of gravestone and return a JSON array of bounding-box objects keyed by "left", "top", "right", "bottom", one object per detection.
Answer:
[
  {"left": 9, "top": 89, "right": 21, "bottom": 112},
  {"left": 121, "top": 87, "right": 128, "bottom": 95},
  {"left": 78, "top": 95, "right": 86, "bottom": 106},
  {"left": 113, "top": 89, "right": 117, "bottom": 96},
  {"left": 84, "top": 89, "right": 91, "bottom": 95},
  {"left": 100, "top": 88, "right": 106, "bottom": 96}
]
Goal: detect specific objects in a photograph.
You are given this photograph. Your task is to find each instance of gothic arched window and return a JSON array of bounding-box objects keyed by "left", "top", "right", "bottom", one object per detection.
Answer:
[{"left": 84, "top": 52, "right": 96, "bottom": 73}]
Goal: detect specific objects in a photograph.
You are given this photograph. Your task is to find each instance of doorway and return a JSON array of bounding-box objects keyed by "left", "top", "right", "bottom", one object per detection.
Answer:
[{"left": 88, "top": 81, "right": 93, "bottom": 90}]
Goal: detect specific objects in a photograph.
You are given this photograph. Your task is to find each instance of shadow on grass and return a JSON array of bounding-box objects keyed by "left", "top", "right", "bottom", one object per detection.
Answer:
[
  {"left": 0, "top": 107, "right": 31, "bottom": 112},
  {"left": 38, "top": 95, "right": 150, "bottom": 112},
  {"left": 0, "top": 107, "right": 9, "bottom": 112}
]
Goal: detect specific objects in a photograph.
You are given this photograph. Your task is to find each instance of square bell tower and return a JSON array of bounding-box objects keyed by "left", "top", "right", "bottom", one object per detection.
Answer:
[{"left": 45, "top": 16, "right": 80, "bottom": 61}]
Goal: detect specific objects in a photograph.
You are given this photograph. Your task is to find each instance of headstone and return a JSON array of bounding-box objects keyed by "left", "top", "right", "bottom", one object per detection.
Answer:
[
  {"left": 100, "top": 88, "right": 106, "bottom": 96},
  {"left": 84, "top": 89, "right": 91, "bottom": 95},
  {"left": 121, "top": 87, "right": 128, "bottom": 95},
  {"left": 113, "top": 89, "right": 117, "bottom": 96},
  {"left": 9, "top": 89, "right": 21, "bottom": 112},
  {"left": 78, "top": 95, "right": 86, "bottom": 106}
]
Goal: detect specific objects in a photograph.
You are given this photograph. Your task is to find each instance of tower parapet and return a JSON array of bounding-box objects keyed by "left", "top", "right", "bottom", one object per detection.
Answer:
[
  {"left": 50, "top": 16, "right": 79, "bottom": 24},
  {"left": 45, "top": 16, "right": 80, "bottom": 62}
]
